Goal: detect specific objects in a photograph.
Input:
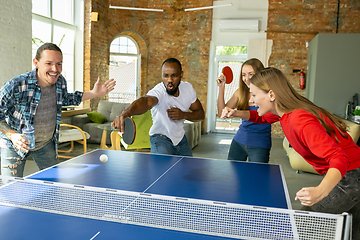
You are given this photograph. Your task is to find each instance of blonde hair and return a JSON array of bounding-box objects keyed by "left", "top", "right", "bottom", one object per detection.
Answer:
[
  {"left": 236, "top": 58, "right": 264, "bottom": 110},
  {"left": 250, "top": 67, "right": 348, "bottom": 138}
]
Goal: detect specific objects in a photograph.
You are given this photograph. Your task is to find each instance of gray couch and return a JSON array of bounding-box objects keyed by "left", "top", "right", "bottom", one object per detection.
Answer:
[
  {"left": 72, "top": 100, "right": 201, "bottom": 149},
  {"left": 184, "top": 120, "right": 201, "bottom": 149},
  {"left": 72, "top": 100, "right": 130, "bottom": 144}
]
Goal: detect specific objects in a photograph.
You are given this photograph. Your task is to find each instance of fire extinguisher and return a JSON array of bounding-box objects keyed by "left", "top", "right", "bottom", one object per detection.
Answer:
[{"left": 299, "top": 70, "right": 305, "bottom": 90}]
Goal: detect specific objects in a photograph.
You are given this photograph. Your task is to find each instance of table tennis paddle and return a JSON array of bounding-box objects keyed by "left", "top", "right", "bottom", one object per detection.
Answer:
[
  {"left": 222, "top": 66, "right": 233, "bottom": 84},
  {"left": 122, "top": 117, "right": 136, "bottom": 145}
]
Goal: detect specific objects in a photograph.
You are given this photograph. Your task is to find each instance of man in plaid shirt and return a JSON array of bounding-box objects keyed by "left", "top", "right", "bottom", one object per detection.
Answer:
[{"left": 0, "top": 43, "right": 115, "bottom": 177}]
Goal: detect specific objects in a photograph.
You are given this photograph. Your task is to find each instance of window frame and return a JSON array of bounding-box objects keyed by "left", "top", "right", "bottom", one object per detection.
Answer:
[{"left": 32, "top": 0, "right": 82, "bottom": 93}]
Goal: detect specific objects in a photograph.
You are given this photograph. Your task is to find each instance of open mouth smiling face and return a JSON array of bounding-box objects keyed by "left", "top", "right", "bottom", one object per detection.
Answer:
[{"left": 33, "top": 50, "right": 63, "bottom": 87}]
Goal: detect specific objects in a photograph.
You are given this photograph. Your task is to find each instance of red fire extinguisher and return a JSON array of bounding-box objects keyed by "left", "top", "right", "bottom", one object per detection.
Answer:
[{"left": 299, "top": 70, "right": 305, "bottom": 90}]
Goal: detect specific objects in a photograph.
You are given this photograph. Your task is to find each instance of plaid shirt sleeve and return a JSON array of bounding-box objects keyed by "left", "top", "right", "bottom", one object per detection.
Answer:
[
  {"left": 0, "top": 72, "right": 37, "bottom": 158},
  {"left": 56, "top": 76, "right": 83, "bottom": 106},
  {"left": 0, "top": 79, "right": 15, "bottom": 124}
]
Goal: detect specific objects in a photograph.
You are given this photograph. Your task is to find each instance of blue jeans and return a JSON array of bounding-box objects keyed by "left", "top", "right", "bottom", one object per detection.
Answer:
[
  {"left": 1, "top": 140, "right": 59, "bottom": 177},
  {"left": 227, "top": 139, "right": 270, "bottom": 163},
  {"left": 150, "top": 134, "right": 193, "bottom": 157}
]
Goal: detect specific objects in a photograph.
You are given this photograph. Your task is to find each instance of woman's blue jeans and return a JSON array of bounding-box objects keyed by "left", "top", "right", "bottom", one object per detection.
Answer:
[
  {"left": 303, "top": 167, "right": 360, "bottom": 239},
  {"left": 227, "top": 139, "right": 270, "bottom": 163},
  {"left": 150, "top": 134, "right": 193, "bottom": 157}
]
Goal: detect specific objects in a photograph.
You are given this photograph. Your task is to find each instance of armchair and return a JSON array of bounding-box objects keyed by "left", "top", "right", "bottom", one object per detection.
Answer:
[
  {"left": 283, "top": 119, "right": 360, "bottom": 174},
  {"left": 120, "top": 110, "right": 152, "bottom": 152},
  {"left": 58, "top": 123, "right": 90, "bottom": 159}
]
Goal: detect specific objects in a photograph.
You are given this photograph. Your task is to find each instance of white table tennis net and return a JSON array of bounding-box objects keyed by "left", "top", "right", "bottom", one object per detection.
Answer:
[{"left": 0, "top": 176, "right": 348, "bottom": 240}]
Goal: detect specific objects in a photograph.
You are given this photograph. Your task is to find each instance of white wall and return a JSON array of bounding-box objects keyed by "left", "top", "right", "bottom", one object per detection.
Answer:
[
  {"left": 211, "top": 0, "right": 268, "bottom": 45},
  {"left": 0, "top": 0, "right": 32, "bottom": 86},
  {"left": 206, "top": 0, "right": 269, "bottom": 132}
]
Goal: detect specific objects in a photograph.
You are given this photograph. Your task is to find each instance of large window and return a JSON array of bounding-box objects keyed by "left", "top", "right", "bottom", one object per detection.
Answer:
[
  {"left": 32, "top": 0, "right": 80, "bottom": 92},
  {"left": 109, "top": 36, "right": 140, "bottom": 103}
]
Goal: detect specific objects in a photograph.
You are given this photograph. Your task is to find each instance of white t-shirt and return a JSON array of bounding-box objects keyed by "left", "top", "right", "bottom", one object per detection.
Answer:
[{"left": 147, "top": 81, "right": 197, "bottom": 146}]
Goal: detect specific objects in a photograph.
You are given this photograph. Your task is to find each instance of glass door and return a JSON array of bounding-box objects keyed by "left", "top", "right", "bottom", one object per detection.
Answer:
[
  {"left": 214, "top": 59, "right": 244, "bottom": 133},
  {"left": 207, "top": 45, "right": 248, "bottom": 133}
]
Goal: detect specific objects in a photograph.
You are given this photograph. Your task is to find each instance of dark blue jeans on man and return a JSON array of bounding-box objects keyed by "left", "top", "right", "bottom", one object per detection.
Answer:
[{"left": 150, "top": 134, "right": 192, "bottom": 157}]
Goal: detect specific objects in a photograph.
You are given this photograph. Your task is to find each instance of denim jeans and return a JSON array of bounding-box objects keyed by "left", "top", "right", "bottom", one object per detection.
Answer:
[
  {"left": 302, "top": 167, "right": 360, "bottom": 239},
  {"left": 227, "top": 139, "right": 270, "bottom": 163},
  {"left": 150, "top": 134, "right": 193, "bottom": 157},
  {"left": 1, "top": 140, "right": 59, "bottom": 177}
]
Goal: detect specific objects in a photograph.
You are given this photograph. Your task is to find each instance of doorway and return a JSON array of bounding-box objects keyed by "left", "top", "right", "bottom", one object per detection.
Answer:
[
  {"left": 209, "top": 45, "right": 248, "bottom": 133},
  {"left": 214, "top": 59, "right": 244, "bottom": 133}
]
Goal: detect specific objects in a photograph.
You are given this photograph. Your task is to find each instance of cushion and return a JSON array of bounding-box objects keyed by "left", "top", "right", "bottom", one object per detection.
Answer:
[
  {"left": 59, "top": 129, "right": 90, "bottom": 143},
  {"left": 344, "top": 119, "right": 360, "bottom": 143},
  {"left": 96, "top": 100, "right": 130, "bottom": 122},
  {"left": 120, "top": 110, "right": 152, "bottom": 149},
  {"left": 87, "top": 111, "right": 107, "bottom": 124}
]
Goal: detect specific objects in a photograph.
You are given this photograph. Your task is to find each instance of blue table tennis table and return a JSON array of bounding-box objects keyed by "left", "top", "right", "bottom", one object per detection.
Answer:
[{"left": 0, "top": 150, "right": 349, "bottom": 240}]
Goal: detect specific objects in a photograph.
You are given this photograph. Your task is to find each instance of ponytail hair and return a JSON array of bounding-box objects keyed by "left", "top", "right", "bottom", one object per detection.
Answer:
[{"left": 250, "top": 67, "right": 348, "bottom": 139}]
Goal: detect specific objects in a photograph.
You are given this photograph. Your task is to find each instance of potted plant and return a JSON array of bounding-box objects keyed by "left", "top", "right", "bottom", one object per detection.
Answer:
[{"left": 353, "top": 106, "right": 360, "bottom": 122}]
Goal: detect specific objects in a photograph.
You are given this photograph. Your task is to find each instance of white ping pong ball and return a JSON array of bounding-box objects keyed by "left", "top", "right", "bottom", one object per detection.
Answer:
[{"left": 99, "top": 154, "right": 108, "bottom": 163}]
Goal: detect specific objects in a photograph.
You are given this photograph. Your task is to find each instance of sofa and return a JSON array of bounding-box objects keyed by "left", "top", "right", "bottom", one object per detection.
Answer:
[
  {"left": 72, "top": 100, "right": 130, "bottom": 145},
  {"left": 72, "top": 100, "right": 202, "bottom": 149},
  {"left": 283, "top": 119, "right": 360, "bottom": 174},
  {"left": 184, "top": 119, "right": 202, "bottom": 149}
]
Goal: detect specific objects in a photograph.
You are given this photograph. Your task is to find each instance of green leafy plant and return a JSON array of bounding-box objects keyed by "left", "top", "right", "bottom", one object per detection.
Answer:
[
  {"left": 32, "top": 27, "right": 71, "bottom": 47},
  {"left": 353, "top": 108, "right": 360, "bottom": 116},
  {"left": 32, "top": 37, "right": 45, "bottom": 47},
  {"left": 216, "top": 46, "right": 248, "bottom": 56}
]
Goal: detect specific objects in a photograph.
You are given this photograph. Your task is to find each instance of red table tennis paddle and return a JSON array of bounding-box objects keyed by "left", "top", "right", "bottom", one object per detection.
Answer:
[
  {"left": 122, "top": 117, "right": 136, "bottom": 145},
  {"left": 222, "top": 66, "right": 233, "bottom": 84}
]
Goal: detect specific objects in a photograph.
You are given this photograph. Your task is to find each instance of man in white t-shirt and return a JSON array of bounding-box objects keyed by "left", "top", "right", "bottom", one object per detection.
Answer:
[{"left": 112, "top": 58, "right": 204, "bottom": 156}]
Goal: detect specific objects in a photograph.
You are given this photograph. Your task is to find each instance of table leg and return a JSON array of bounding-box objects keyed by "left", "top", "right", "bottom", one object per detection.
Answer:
[
  {"left": 111, "top": 131, "right": 122, "bottom": 151},
  {"left": 100, "top": 130, "right": 121, "bottom": 150},
  {"left": 100, "top": 130, "right": 114, "bottom": 150}
]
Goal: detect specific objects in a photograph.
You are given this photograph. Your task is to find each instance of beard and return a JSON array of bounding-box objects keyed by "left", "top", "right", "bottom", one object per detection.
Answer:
[{"left": 165, "top": 82, "right": 179, "bottom": 96}]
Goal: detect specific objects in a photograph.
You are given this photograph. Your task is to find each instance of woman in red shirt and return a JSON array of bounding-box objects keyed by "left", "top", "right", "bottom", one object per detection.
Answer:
[{"left": 221, "top": 67, "right": 360, "bottom": 239}]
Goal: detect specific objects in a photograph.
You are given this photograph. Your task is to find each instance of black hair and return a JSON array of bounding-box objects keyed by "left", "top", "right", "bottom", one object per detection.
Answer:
[{"left": 161, "top": 58, "right": 182, "bottom": 72}]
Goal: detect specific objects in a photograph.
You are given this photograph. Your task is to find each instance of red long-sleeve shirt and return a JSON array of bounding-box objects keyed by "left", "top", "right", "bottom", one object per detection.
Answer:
[{"left": 249, "top": 109, "right": 360, "bottom": 176}]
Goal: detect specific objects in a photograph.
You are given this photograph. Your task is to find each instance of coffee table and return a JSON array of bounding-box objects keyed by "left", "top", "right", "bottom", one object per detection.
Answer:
[{"left": 94, "top": 124, "right": 122, "bottom": 150}]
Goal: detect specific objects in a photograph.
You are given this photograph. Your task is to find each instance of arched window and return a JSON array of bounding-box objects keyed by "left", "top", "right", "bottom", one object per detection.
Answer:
[
  {"left": 110, "top": 37, "right": 138, "bottom": 54},
  {"left": 109, "top": 36, "right": 140, "bottom": 103}
]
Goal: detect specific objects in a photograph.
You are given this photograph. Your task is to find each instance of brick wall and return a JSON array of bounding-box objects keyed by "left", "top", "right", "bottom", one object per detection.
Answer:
[
  {"left": 84, "top": 1, "right": 360, "bottom": 135},
  {"left": 267, "top": 0, "right": 360, "bottom": 137},
  {"left": 85, "top": 0, "right": 212, "bottom": 131},
  {"left": 0, "top": 0, "right": 32, "bottom": 86}
]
